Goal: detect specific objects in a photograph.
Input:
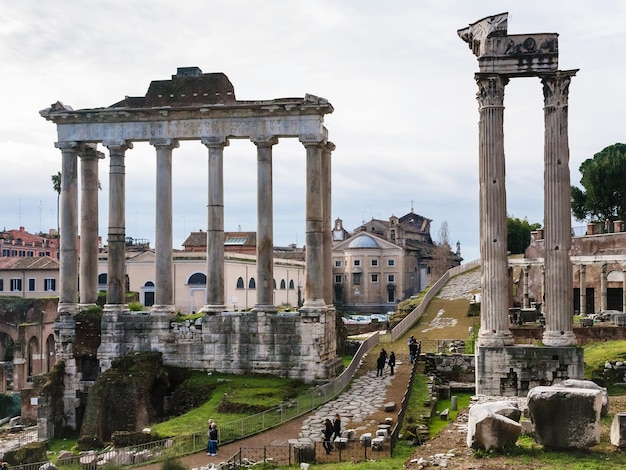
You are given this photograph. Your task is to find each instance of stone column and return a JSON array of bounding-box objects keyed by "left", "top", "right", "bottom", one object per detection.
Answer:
[
  {"left": 252, "top": 136, "right": 278, "bottom": 312},
  {"left": 600, "top": 263, "right": 608, "bottom": 312},
  {"left": 580, "top": 264, "right": 587, "bottom": 316},
  {"left": 300, "top": 136, "right": 326, "bottom": 310},
  {"left": 541, "top": 265, "right": 546, "bottom": 314},
  {"left": 201, "top": 137, "right": 229, "bottom": 313},
  {"left": 322, "top": 142, "right": 335, "bottom": 306},
  {"left": 623, "top": 265, "right": 626, "bottom": 313},
  {"left": 103, "top": 141, "right": 133, "bottom": 308},
  {"left": 55, "top": 141, "right": 80, "bottom": 315},
  {"left": 541, "top": 70, "right": 577, "bottom": 346},
  {"left": 79, "top": 144, "right": 104, "bottom": 307},
  {"left": 151, "top": 138, "right": 179, "bottom": 314},
  {"left": 475, "top": 74, "right": 513, "bottom": 347},
  {"left": 523, "top": 265, "right": 531, "bottom": 309}
]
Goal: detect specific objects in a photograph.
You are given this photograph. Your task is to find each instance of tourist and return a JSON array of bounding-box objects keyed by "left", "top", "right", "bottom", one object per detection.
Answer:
[
  {"left": 388, "top": 351, "right": 396, "bottom": 375},
  {"left": 409, "top": 339, "right": 418, "bottom": 364},
  {"left": 376, "top": 351, "right": 386, "bottom": 377},
  {"left": 322, "top": 418, "right": 334, "bottom": 454},
  {"left": 207, "top": 421, "right": 219, "bottom": 456},
  {"left": 332, "top": 413, "right": 342, "bottom": 440},
  {"left": 205, "top": 419, "right": 214, "bottom": 455}
]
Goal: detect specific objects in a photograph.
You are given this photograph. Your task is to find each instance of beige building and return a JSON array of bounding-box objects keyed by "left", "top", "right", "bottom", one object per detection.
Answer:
[
  {"left": 97, "top": 250, "right": 305, "bottom": 313},
  {"left": 0, "top": 256, "right": 59, "bottom": 298}
]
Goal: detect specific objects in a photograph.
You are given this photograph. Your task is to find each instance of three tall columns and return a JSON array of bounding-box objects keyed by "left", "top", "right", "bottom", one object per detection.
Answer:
[{"left": 475, "top": 71, "right": 576, "bottom": 347}]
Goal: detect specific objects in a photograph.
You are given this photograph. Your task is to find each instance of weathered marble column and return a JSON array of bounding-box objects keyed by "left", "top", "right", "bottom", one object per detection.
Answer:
[
  {"left": 579, "top": 264, "right": 587, "bottom": 316},
  {"left": 151, "top": 138, "right": 179, "bottom": 313},
  {"left": 55, "top": 141, "right": 80, "bottom": 315},
  {"left": 322, "top": 142, "right": 335, "bottom": 306},
  {"left": 79, "top": 144, "right": 104, "bottom": 307},
  {"left": 300, "top": 136, "right": 326, "bottom": 310},
  {"left": 103, "top": 141, "right": 133, "bottom": 308},
  {"left": 622, "top": 265, "right": 626, "bottom": 313},
  {"left": 252, "top": 136, "right": 278, "bottom": 312},
  {"left": 600, "top": 263, "right": 608, "bottom": 312},
  {"left": 541, "top": 70, "right": 577, "bottom": 346},
  {"left": 475, "top": 74, "right": 513, "bottom": 347},
  {"left": 201, "top": 137, "right": 229, "bottom": 313},
  {"left": 523, "top": 265, "right": 531, "bottom": 309}
]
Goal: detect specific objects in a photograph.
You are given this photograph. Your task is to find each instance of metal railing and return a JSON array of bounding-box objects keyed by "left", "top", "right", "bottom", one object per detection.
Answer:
[{"left": 390, "top": 259, "right": 480, "bottom": 343}]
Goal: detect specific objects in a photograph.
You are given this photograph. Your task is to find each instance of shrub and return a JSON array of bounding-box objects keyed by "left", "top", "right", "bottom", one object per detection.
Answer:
[
  {"left": 111, "top": 431, "right": 163, "bottom": 447},
  {"left": 128, "top": 302, "right": 144, "bottom": 312},
  {"left": 76, "top": 435, "right": 105, "bottom": 451}
]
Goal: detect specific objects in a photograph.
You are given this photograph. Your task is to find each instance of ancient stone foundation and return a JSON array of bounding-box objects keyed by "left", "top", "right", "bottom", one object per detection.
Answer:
[{"left": 475, "top": 346, "right": 584, "bottom": 396}]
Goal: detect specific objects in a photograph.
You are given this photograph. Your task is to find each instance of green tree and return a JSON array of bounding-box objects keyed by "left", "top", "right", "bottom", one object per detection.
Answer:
[
  {"left": 571, "top": 143, "right": 626, "bottom": 223},
  {"left": 51, "top": 171, "right": 61, "bottom": 236},
  {"left": 507, "top": 215, "right": 541, "bottom": 254}
]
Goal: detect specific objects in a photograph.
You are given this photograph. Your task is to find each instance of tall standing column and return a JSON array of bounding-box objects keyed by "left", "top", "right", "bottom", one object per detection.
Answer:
[
  {"left": 600, "top": 263, "right": 608, "bottom": 312},
  {"left": 322, "top": 142, "right": 335, "bottom": 306},
  {"left": 252, "top": 136, "right": 278, "bottom": 312},
  {"left": 79, "top": 144, "right": 104, "bottom": 306},
  {"left": 151, "top": 138, "right": 179, "bottom": 313},
  {"left": 475, "top": 74, "right": 513, "bottom": 347},
  {"left": 622, "top": 265, "right": 626, "bottom": 313},
  {"left": 541, "top": 70, "right": 577, "bottom": 346},
  {"left": 300, "top": 136, "right": 326, "bottom": 310},
  {"left": 103, "top": 141, "right": 133, "bottom": 308},
  {"left": 201, "top": 137, "right": 229, "bottom": 313},
  {"left": 579, "top": 264, "right": 587, "bottom": 316},
  {"left": 55, "top": 141, "right": 80, "bottom": 315}
]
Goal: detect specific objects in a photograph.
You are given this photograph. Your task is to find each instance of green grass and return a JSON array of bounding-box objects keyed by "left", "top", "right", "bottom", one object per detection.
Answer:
[
  {"left": 151, "top": 372, "right": 309, "bottom": 436},
  {"left": 430, "top": 393, "right": 472, "bottom": 437},
  {"left": 583, "top": 340, "right": 626, "bottom": 379}
]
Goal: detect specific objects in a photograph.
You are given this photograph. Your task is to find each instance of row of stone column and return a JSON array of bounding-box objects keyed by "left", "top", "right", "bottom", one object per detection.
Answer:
[
  {"left": 55, "top": 137, "right": 335, "bottom": 316},
  {"left": 476, "top": 70, "right": 577, "bottom": 347}
]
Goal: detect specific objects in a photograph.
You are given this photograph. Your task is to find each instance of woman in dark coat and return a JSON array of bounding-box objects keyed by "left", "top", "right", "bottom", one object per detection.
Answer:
[
  {"left": 332, "top": 413, "right": 342, "bottom": 440},
  {"left": 322, "top": 418, "right": 334, "bottom": 454},
  {"left": 388, "top": 351, "right": 396, "bottom": 375},
  {"left": 376, "top": 351, "right": 386, "bottom": 377}
]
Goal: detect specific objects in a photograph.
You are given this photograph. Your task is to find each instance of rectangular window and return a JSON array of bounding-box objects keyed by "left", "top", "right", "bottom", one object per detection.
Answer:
[
  {"left": 387, "top": 259, "right": 395, "bottom": 267},
  {"left": 388, "top": 289, "right": 395, "bottom": 303},
  {"left": 371, "top": 274, "right": 379, "bottom": 283},
  {"left": 2, "top": 249, "right": 9, "bottom": 256},
  {"left": 19, "top": 250, "right": 26, "bottom": 257},
  {"left": 28, "top": 278, "right": 36, "bottom": 291},
  {"left": 335, "top": 275, "right": 342, "bottom": 283},
  {"left": 38, "top": 251, "right": 45, "bottom": 257},
  {"left": 10, "top": 278, "right": 22, "bottom": 292},
  {"left": 353, "top": 259, "right": 361, "bottom": 267},
  {"left": 335, "top": 260, "right": 342, "bottom": 267},
  {"left": 352, "top": 273, "right": 362, "bottom": 285},
  {"left": 27, "top": 251, "right": 34, "bottom": 257},
  {"left": 11, "top": 250, "right": 17, "bottom": 256},
  {"left": 388, "top": 274, "right": 395, "bottom": 283},
  {"left": 0, "top": 279, "right": 3, "bottom": 291},
  {"left": 45, "top": 278, "right": 56, "bottom": 292},
  {"left": 371, "top": 259, "right": 378, "bottom": 267}
]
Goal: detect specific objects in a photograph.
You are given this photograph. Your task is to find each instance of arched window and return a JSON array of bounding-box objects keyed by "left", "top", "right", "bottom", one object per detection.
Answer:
[
  {"left": 188, "top": 273, "right": 207, "bottom": 285},
  {"left": 98, "top": 273, "right": 108, "bottom": 284},
  {"left": 273, "top": 279, "right": 277, "bottom": 289},
  {"left": 289, "top": 279, "right": 295, "bottom": 289},
  {"left": 249, "top": 278, "right": 256, "bottom": 289},
  {"left": 280, "top": 279, "right": 286, "bottom": 289},
  {"left": 236, "top": 277, "right": 244, "bottom": 289}
]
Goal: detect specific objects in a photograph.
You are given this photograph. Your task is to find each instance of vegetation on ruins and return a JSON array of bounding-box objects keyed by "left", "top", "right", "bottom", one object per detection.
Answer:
[{"left": 571, "top": 142, "right": 626, "bottom": 223}]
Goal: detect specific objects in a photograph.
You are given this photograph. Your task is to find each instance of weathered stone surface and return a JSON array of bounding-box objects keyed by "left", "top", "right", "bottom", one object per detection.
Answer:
[
  {"left": 610, "top": 412, "right": 626, "bottom": 449},
  {"left": 467, "top": 403, "right": 522, "bottom": 450},
  {"left": 481, "top": 400, "right": 522, "bottom": 422},
  {"left": 528, "top": 386, "right": 601, "bottom": 449},
  {"left": 359, "top": 433, "right": 372, "bottom": 447},
  {"left": 383, "top": 402, "right": 396, "bottom": 412},
  {"left": 557, "top": 379, "right": 609, "bottom": 417}
]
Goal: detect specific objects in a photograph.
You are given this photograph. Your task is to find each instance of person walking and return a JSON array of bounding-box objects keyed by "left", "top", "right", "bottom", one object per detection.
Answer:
[
  {"left": 322, "top": 418, "right": 334, "bottom": 454},
  {"left": 409, "top": 338, "right": 418, "bottom": 364},
  {"left": 332, "top": 413, "right": 342, "bottom": 440},
  {"left": 205, "top": 419, "right": 214, "bottom": 455},
  {"left": 376, "top": 351, "right": 386, "bottom": 377},
  {"left": 388, "top": 351, "right": 396, "bottom": 375}
]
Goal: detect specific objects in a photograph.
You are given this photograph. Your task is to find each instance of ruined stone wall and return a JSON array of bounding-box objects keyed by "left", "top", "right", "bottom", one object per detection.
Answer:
[{"left": 421, "top": 353, "right": 475, "bottom": 383}]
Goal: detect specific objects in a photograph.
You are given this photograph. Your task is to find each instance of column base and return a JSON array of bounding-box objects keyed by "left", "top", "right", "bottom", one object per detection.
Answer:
[
  {"left": 103, "top": 304, "right": 129, "bottom": 314},
  {"left": 477, "top": 329, "right": 515, "bottom": 347},
  {"left": 301, "top": 299, "right": 327, "bottom": 310},
  {"left": 57, "top": 302, "right": 79, "bottom": 315},
  {"left": 543, "top": 329, "right": 577, "bottom": 346},
  {"left": 254, "top": 304, "right": 278, "bottom": 313},
  {"left": 199, "top": 304, "right": 226, "bottom": 315},
  {"left": 150, "top": 304, "right": 176, "bottom": 316}
]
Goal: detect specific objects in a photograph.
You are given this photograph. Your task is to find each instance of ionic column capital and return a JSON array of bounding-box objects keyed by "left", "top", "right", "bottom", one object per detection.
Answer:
[
  {"left": 324, "top": 141, "right": 336, "bottom": 153},
  {"left": 475, "top": 73, "right": 509, "bottom": 108},
  {"left": 201, "top": 136, "right": 229, "bottom": 148},
  {"left": 251, "top": 135, "right": 278, "bottom": 148},
  {"left": 299, "top": 134, "right": 326, "bottom": 148},
  {"left": 149, "top": 138, "right": 179, "bottom": 150},
  {"left": 103, "top": 140, "right": 133, "bottom": 154}
]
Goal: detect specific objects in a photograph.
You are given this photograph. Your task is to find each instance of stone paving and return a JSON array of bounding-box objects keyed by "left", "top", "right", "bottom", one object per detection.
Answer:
[
  {"left": 437, "top": 269, "right": 481, "bottom": 301},
  {"left": 293, "top": 365, "right": 397, "bottom": 444}
]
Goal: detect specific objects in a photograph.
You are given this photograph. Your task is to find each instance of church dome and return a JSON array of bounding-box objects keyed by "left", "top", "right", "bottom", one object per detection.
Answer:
[{"left": 347, "top": 235, "right": 380, "bottom": 249}]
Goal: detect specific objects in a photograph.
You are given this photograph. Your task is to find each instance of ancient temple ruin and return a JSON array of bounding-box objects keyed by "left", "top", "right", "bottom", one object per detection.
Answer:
[
  {"left": 41, "top": 67, "right": 342, "bottom": 430},
  {"left": 458, "top": 13, "right": 584, "bottom": 394}
]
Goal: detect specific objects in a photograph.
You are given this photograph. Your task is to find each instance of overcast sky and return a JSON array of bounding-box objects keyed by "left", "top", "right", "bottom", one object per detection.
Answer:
[{"left": 2, "top": 1, "right": 625, "bottom": 263}]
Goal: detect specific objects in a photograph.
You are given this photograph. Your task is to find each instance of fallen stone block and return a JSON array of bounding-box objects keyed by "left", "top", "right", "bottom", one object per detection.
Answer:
[
  {"left": 342, "top": 428, "right": 356, "bottom": 440},
  {"left": 440, "top": 408, "right": 449, "bottom": 420},
  {"left": 528, "top": 386, "right": 601, "bottom": 449},
  {"left": 481, "top": 400, "right": 522, "bottom": 422},
  {"left": 375, "top": 428, "right": 389, "bottom": 441},
  {"left": 334, "top": 437, "right": 348, "bottom": 450},
  {"left": 360, "top": 433, "right": 372, "bottom": 447},
  {"left": 466, "top": 403, "right": 522, "bottom": 450},
  {"left": 611, "top": 412, "right": 626, "bottom": 449},
  {"left": 557, "top": 379, "right": 609, "bottom": 417},
  {"left": 371, "top": 436, "right": 385, "bottom": 450},
  {"left": 384, "top": 402, "right": 396, "bottom": 412}
]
